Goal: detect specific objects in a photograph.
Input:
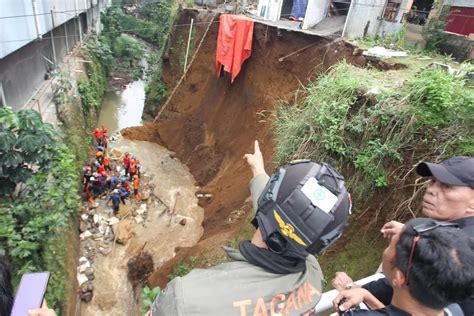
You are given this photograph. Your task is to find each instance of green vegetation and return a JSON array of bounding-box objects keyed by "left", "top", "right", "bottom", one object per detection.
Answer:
[
  {"left": 275, "top": 62, "right": 473, "bottom": 192},
  {"left": 103, "top": 0, "right": 175, "bottom": 49},
  {"left": 0, "top": 108, "right": 81, "bottom": 312},
  {"left": 357, "top": 26, "right": 408, "bottom": 50},
  {"left": 114, "top": 35, "right": 145, "bottom": 62},
  {"left": 140, "top": 285, "right": 161, "bottom": 313},
  {"left": 85, "top": 39, "right": 115, "bottom": 75},
  {"left": 168, "top": 256, "right": 197, "bottom": 280},
  {"left": 145, "top": 73, "right": 168, "bottom": 106},
  {"left": 318, "top": 224, "right": 387, "bottom": 290},
  {"left": 99, "top": 0, "right": 177, "bottom": 116},
  {"left": 77, "top": 58, "right": 107, "bottom": 113},
  {"left": 422, "top": 5, "right": 452, "bottom": 53},
  {"left": 422, "top": 18, "right": 446, "bottom": 52},
  {"left": 273, "top": 60, "right": 473, "bottom": 288},
  {"left": 408, "top": 68, "right": 471, "bottom": 126},
  {"left": 0, "top": 107, "right": 58, "bottom": 196}
]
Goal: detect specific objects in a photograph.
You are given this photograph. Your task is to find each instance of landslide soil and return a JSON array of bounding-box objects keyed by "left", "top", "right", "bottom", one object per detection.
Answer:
[{"left": 122, "top": 15, "right": 369, "bottom": 288}]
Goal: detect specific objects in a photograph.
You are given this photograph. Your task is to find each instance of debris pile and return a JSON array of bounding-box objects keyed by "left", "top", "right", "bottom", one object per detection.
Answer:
[{"left": 77, "top": 136, "right": 158, "bottom": 303}]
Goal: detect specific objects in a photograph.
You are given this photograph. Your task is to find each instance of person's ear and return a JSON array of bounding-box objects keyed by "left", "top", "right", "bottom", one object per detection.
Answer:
[{"left": 392, "top": 269, "right": 406, "bottom": 288}]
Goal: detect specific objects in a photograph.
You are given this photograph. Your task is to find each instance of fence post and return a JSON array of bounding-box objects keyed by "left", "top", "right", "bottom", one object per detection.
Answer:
[
  {"left": 184, "top": 18, "right": 194, "bottom": 75},
  {"left": 50, "top": 9, "right": 57, "bottom": 68}
]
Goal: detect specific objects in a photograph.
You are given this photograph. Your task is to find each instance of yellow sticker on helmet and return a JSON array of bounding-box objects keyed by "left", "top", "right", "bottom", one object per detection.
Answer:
[{"left": 273, "top": 210, "right": 307, "bottom": 247}]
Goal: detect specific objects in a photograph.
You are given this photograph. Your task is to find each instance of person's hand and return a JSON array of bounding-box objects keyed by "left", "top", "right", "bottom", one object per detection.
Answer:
[
  {"left": 332, "top": 272, "right": 356, "bottom": 291},
  {"left": 333, "top": 288, "right": 369, "bottom": 312},
  {"left": 28, "top": 301, "right": 57, "bottom": 316},
  {"left": 381, "top": 221, "right": 404, "bottom": 239},
  {"left": 243, "top": 140, "right": 266, "bottom": 177}
]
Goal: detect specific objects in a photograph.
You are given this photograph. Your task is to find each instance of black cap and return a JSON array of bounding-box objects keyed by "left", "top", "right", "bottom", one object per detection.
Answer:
[{"left": 416, "top": 156, "right": 474, "bottom": 188}]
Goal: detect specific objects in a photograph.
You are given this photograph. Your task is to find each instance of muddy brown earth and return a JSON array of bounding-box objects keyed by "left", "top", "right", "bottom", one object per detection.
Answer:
[
  {"left": 80, "top": 138, "right": 204, "bottom": 315},
  {"left": 121, "top": 15, "right": 369, "bottom": 289}
]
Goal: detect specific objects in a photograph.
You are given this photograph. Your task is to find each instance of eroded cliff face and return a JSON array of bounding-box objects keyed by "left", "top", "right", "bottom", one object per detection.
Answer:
[{"left": 122, "top": 14, "right": 366, "bottom": 288}]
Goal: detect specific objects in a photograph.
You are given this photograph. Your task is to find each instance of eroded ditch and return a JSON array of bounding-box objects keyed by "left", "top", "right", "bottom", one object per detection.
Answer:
[
  {"left": 79, "top": 38, "right": 204, "bottom": 315},
  {"left": 79, "top": 11, "right": 372, "bottom": 315},
  {"left": 122, "top": 15, "right": 369, "bottom": 289}
]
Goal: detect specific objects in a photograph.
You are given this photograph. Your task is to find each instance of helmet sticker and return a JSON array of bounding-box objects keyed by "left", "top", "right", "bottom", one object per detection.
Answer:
[
  {"left": 301, "top": 177, "right": 338, "bottom": 214},
  {"left": 273, "top": 210, "right": 307, "bottom": 247}
]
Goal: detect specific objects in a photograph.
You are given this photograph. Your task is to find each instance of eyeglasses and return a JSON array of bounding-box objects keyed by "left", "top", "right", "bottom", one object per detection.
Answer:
[{"left": 405, "top": 221, "right": 459, "bottom": 285}]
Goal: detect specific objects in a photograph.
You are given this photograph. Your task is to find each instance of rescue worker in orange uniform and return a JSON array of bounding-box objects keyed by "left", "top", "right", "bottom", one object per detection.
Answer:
[
  {"left": 133, "top": 175, "right": 140, "bottom": 201},
  {"left": 129, "top": 160, "right": 137, "bottom": 181},
  {"left": 92, "top": 128, "right": 101, "bottom": 145},
  {"left": 102, "top": 156, "right": 111, "bottom": 171}
]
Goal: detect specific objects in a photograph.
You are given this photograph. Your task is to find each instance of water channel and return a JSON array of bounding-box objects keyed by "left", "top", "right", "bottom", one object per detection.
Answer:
[{"left": 96, "top": 54, "right": 147, "bottom": 133}]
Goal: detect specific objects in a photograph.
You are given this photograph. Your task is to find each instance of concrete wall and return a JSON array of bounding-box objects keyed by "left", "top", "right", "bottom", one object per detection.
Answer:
[
  {"left": 440, "top": 31, "right": 474, "bottom": 61},
  {"left": 302, "top": 0, "right": 330, "bottom": 30},
  {"left": 0, "top": 1, "right": 109, "bottom": 110},
  {"left": 257, "top": 0, "right": 284, "bottom": 21},
  {"left": 343, "top": 0, "right": 411, "bottom": 39},
  {"left": 0, "top": 18, "right": 79, "bottom": 110},
  {"left": 343, "top": 0, "right": 385, "bottom": 39},
  {"left": 451, "top": 0, "right": 474, "bottom": 8},
  {"left": 0, "top": 0, "right": 111, "bottom": 58}
]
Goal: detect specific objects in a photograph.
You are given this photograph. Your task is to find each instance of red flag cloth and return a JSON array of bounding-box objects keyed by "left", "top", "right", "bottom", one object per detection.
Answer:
[{"left": 216, "top": 14, "right": 254, "bottom": 83}]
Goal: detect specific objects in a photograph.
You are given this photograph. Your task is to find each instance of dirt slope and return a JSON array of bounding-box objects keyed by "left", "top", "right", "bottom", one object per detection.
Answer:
[{"left": 122, "top": 15, "right": 367, "bottom": 288}]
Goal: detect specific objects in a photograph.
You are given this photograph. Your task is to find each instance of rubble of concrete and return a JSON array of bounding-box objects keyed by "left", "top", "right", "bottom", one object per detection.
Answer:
[
  {"left": 77, "top": 167, "right": 157, "bottom": 302},
  {"left": 363, "top": 46, "right": 408, "bottom": 58}
]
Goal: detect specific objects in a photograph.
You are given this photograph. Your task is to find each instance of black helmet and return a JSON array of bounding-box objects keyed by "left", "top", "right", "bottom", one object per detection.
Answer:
[{"left": 253, "top": 160, "right": 352, "bottom": 259}]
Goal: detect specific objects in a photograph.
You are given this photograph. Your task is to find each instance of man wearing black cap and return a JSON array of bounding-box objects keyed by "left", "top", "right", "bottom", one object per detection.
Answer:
[
  {"left": 415, "top": 156, "right": 474, "bottom": 234},
  {"left": 332, "top": 156, "right": 474, "bottom": 315},
  {"left": 149, "top": 141, "right": 353, "bottom": 315}
]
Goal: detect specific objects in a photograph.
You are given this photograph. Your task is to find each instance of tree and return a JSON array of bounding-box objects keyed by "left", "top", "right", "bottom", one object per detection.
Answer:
[
  {"left": 114, "top": 35, "right": 145, "bottom": 63},
  {"left": 0, "top": 107, "right": 58, "bottom": 197}
]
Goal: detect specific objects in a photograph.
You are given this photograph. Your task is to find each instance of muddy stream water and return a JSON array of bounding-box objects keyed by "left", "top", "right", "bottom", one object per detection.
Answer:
[{"left": 80, "top": 50, "right": 204, "bottom": 315}]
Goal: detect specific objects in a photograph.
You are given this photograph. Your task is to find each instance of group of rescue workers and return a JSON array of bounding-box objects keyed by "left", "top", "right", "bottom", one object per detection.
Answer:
[
  {"left": 5, "top": 139, "right": 473, "bottom": 316},
  {"left": 82, "top": 126, "right": 142, "bottom": 215}
]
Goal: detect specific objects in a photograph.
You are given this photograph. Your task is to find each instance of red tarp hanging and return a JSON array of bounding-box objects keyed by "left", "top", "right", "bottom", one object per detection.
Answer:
[{"left": 216, "top": 14, "right": 254, "bottom": 83}]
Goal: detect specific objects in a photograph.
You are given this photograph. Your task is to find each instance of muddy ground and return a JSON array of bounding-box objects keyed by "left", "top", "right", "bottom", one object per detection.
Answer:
[
  {"left": 79, "top": 138, "right": 204, "bottom": 315},
  {"left": 121, "top": 13, "right": 370, "bottom": 289}
]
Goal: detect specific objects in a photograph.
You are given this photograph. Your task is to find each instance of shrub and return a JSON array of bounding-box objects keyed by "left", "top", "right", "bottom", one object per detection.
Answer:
[
  {"left": 77, "top": 57, "right": 107, "bottom": 113},
  {"left": 274, "top": 61, "right": 473, "bottom": 196},
  {"left": 139, "top": 285, "right": 161, "bottom": 314},
  {"left": 407, "top": 68, "right": 473, "bottom": 126},
  {"left": 0, "top": 133, "right": 81, "bottom": 312},
  {"left": 0, "top": 108, "right": 58, "bottom": 196},
  {"left": 113, "top": 35, "right": 145, "bottom": 62}
]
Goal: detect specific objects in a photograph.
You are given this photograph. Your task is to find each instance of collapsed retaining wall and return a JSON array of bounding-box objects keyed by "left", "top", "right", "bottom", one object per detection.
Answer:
[{"left": 123, "top": 17, "right": 368, "bottom": 287}]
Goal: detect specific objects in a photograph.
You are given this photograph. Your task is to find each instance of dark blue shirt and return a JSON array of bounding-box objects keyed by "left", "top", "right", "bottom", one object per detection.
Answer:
[
  {"left": 111, "top": 176, "right": 119, "bottom": 185},
  {"left": 109, "top": 194, "right": 120, "bottom": 206},
  {"left": 118, "top": 187, "right": 128, "bottom": 197}
]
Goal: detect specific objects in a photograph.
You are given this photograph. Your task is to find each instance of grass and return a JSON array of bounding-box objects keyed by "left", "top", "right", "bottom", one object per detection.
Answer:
[
  {"left": 318, "top": 220, "right": 388, "bottom": 291},
  {"left": 272, "top": 58, "right": 473, "bottom": 289},
  {"left": 168, "top": 256, "right": 197, "bottom": 280}
]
